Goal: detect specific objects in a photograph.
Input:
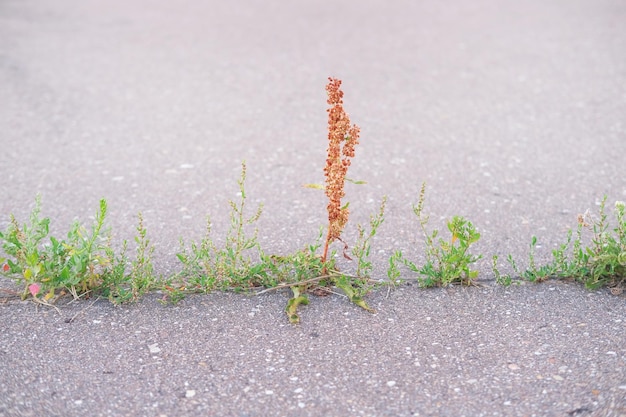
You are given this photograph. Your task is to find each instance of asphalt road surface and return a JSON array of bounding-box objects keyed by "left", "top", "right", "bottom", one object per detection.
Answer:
[{"left": 1, "top": 0, "right": 625, "bottom": 416}]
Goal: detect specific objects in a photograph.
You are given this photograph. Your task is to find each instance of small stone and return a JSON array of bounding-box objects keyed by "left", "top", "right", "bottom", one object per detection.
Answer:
[
  {"left": 148, "top": 344, "right": 161, "bottom": 354},
  {"left": 508, "top": 364, "right": 520, "bottom": 370},
  {"left": 387, "top": 381, "right": 396, "bottom": 387},
  {"left": 185, "top": 390, "right": 196, "bottom": 398},
  {"left": 552, "top": 375, "right": 564, "bottom": 381}
]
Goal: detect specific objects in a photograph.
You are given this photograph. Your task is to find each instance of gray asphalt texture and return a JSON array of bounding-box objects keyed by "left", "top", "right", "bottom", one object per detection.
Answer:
[{"left": 1, "top": 0, "right": 625, "bottom": 416}]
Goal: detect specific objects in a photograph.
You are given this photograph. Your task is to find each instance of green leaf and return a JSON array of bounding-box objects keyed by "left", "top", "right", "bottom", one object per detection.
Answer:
[
  {"left": 303, "top": 183, "right": 325, "bottom": 190},
  {"left": 285, "top": 286, "right": 309, "bottom": 324},
  {"left": 26, "top": 252, "right": 39, "bottom": 266},
  {"left": 335, "top": 279, "right": 375, "bottom": 313},
  {"left": 6, "top": 259, "right": 19, "bottom": 273}
]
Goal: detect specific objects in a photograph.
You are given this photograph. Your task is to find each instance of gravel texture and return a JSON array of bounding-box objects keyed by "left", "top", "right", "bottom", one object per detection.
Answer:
[
  {"left": 1, "top": 284, "right": 626, "bottom": 417},
  {"left": 1, "top": 0, "right": 625, "bottom": 415}
]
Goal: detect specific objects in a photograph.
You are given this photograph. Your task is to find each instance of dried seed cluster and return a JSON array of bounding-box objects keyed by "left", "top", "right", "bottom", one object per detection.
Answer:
[{"left": 322, "top": 77, "right": 360, "bottom": 261}]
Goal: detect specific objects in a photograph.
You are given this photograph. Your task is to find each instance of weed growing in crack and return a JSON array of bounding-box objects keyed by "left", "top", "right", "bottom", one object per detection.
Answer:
[
  {"left": 283, "top": 77, "right": 381, "bottom": 322},
  {"left": 273, "top": 76, "right": 379, "bottom": 323},
  {"left": 492, "top": 254, "right": 517, "bottom": 286},
  {"left": 0, "top": 196, "right": 51, "bottom": 300},
  {"left": 320, "top": 77, "right": 361, "bottom": 265},
  {"left": 388, "top": 183, "right": 482, "bottom": 287},
  {"left": 582, "top": 198, "right": 626, "bottom": 291},
  {"left": 0, "top": 198, "right": 157, "bottom": 303},
  {"left": 258, "top": 233, "right": 336, "bottom": 324},
  {"left": 494, "top": 197, "right": 626, "bottom": 293},
  {"left": 0, "top": 197, "right": 111, "bottom": 301},
  {"left": 175, "top": 161, "right": 265, "bottom": 294},
  {"left": 260, "top": 229, "right": 332, "bottom": 287},
  {"left": 102, "top": 213, "right": 157, "bottom": 304},
  {"left": 256, "top": 207, "right": 387, "bottom": 323},
  {"left": 337, "top": 196, "right": 388, "bottom": 308},
  {"left": 278, "top": 197, "right": 388, "bottom": 322},
  {"left": 353, "top": 197, "right": 387, "bottom": 279}
]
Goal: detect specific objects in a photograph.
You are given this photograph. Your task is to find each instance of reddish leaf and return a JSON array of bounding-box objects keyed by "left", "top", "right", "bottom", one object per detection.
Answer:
[{"left": 28, "top": 283, "right": 41, "bottom": 297}]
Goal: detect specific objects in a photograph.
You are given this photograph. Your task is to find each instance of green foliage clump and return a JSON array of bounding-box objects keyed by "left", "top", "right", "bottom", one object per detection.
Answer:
[
  {"left": 493, "top": 197, "right": 625, "bottom": 292},
  {"left": 0, "top": 197, "right": 157, "bottom": 304},
  {"left": 388, "top": 183, "right": 482, "bottom": 288},
  {"left": 175, "top": 162, "right": 265, "bottom": 293}
]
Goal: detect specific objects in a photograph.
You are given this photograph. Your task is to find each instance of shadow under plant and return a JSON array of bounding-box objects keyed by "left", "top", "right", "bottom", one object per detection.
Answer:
[{"left": 1, "top": 78, "right": 625, "bottom": 322}]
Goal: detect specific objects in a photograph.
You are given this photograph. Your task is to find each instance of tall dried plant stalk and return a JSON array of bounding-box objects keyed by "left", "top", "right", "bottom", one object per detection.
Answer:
[{"left": 321, "top": 77, "right": 361, "bottom": 264}]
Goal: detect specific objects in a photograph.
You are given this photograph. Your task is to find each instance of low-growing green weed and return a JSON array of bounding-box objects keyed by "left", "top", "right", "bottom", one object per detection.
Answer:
[
  {"left": 492, "top": 254, "right": 516, "bottom": 286},
  {"left": 335, "top": 196, "right": 388, "bottom": 310},
  {"left": 102, "top": 213, "right": 157, "bottom": 303},
  {"left": 0, "top": 197, "right": 111, "bottom": 301},
  {"left": 493, "top": 197, "right": 625, "bottom": 292},
  {"left": 175, "top": 161, "right": 265, "bottom": 293},
  {"left": 0, "top": 197, "right": 157, "bottom": 303},
  {"left": 388, "top": 183, "right": 482, "bottom": 287}
]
